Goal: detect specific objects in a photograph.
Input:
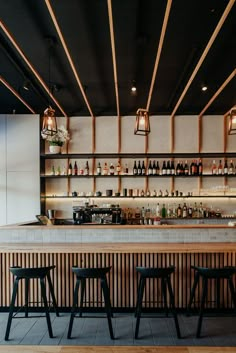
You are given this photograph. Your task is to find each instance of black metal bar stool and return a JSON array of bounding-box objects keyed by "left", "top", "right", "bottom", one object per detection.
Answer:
[
  {"left": 187, "top": 265, "right": 236, "bottom": 338},
  {"left": 5, "top": 265, "right": 59, "bottom": 340},
  {"left": 67, "top": 266, "right": 114, "bottom": 339},
  {"left": 135, "top": 265, "right": 181, "bottom": 339}
]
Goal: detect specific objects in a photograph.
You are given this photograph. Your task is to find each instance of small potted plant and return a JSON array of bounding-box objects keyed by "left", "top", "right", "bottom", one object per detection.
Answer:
[{"left": 41, "top": 125, "right": 70, "bottom": 153}]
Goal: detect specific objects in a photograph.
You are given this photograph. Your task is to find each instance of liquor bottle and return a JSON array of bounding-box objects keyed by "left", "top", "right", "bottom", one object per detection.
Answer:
[
  {"left": 180, "top": 161, "right": 184, "bottom": 175},
  {"left": 156, "top": 161, "right": 160, "bottom": 175},
  {"left": 162, "top": 161, "right": 167, "bottom": 175},
  {"left": 193, "top": 202, "right": 198, "bottom": 218},
  {"left": 109, "top": 163, "right": 115, "bottom": 175},
  {"left": 137, "top": 161, "right": 142, "bottom": 175},
  {"left": 156, "top": 203, "right": 160, "bottom": 217},
  {"left": 177, "top": 204, "right": 182, "bottom": 218},
  {"left": 56, "top": 166, "right": 61, "bottom": 176},
  {"left": 68, "top": 163, "right": 72, "bottom": 176},
  {"left": 171, "top": 160, "right": 175, "bottom": 175},
  {"left": 184, "top": 160, "right": 189, "bottom": 175},
  {"left": 176, "top": 161, "right": 181, "bottom": 176},
  {"left": 229, "top": 160, "right": 234, "bottom": 175},
  {"left": 194, "top": 160, "right": 198, "bottom": 175},
  {"left": 188, "top": 204, "right": 193, "bottom": 217},
  {"left": 74, "top": 161, "right": 78, "bottom": 175},
  {"left": 166, "top": 160, "right": 171, "bottom": 175},
  {"left": 51, "top": 165, "right": 55, "bottom": 176},
  {"left": 148, "top": 160, "right": 153, "bottom": 175},
  {"left": 152, "top": 161, "right": 157, "bottom": 175},
  {"left": 97, "top": 162, "right": 102, "bottom": 175},
  {"left": 161, "top": 204, "right": 167, "bottom": 218},
  {"left": 116, "top": 161, "right": 121, "bottom": 175},
  {"left": 84, "top": 161, "right": 89, "bottom": 175},
  {"left": 190, "top": 160, "right": 194, "bottom": 175},
  {"left": 218, "top": 160, "right": 223, "bottom": 175},
  {"left": 103, "top": 162, "right": 108, "bottom": 175},
  {"left": 212, "top": 160, "right": 217, "bottom": 175},
  {"left": 198, "top": 159, "right": 203, "bottom": 175},
  {"left": 182, "top": 203, "right": 187, "bottom": 218},
  {"left": 124, "top": 163, "right": 129, "bottom": 175},
  {"left": 224, "top": 160, "right": 228, "bottom": 175},
  {"left": 141, "top": 161, "right": 146, "bottom": 175},
  {"left": 79, "top": 165, "right": 84, "bottom": 175},
  {"left": 133, "top": 161, "right": 138, "bottom": 175}
]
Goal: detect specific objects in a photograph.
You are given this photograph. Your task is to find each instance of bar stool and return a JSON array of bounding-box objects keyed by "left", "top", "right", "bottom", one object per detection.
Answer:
[
  {"left": 5, "top": 265, "right": 59, "bottom": 340},
  {"left": 187, "top": 265, "right": 236, "bottom": 338},
  {"left": 67, "top": 266, "right": 114, "bottom": 339},
  {"left": 135, "top": 265, "right": 181, "bottom": 339}
]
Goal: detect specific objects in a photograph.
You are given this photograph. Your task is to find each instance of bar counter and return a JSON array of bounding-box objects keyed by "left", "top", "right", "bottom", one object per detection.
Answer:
[{"left": 0, "top": 223, "right": 236, "bottom": 309}]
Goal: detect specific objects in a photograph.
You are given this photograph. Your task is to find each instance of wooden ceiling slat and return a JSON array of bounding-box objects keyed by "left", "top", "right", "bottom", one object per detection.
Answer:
[
  {"left": 45, "top": 0, "right": 95, "bottom": 119},
  {"left": 170, "top": 0, "right": 235, "bottom": 119}
]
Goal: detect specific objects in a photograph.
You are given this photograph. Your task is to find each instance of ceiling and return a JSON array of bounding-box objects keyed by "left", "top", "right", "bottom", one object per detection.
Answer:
[{"left": 0, "top": 0, "right": 235, "bottom": 118}]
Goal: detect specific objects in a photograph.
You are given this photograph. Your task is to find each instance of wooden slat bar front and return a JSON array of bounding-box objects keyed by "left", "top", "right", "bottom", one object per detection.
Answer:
[{"left": 0, "top": 242, "right": 236, "bottom": 309}]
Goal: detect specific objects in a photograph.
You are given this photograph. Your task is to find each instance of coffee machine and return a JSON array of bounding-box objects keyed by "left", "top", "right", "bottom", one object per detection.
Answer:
[{"left": 73, "top": 205, "right": 122, "bottom": 225}]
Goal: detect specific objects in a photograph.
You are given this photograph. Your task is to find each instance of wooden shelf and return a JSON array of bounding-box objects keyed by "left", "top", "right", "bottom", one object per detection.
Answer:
[
  {"left": 40, "top": 174, "right": 236, "bottom": 178},
  {"left": 40, "top": 195, "right": 236, "bottom": 199}
]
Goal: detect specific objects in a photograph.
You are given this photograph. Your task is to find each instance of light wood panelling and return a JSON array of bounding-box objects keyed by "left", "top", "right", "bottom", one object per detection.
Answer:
[{"left": 0, "top": 247, "right": 236, "bottom": 309}]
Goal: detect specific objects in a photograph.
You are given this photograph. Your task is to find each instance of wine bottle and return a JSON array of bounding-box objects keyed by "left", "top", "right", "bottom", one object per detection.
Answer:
[
  {"left": 137, "top": 161, "right": 142, "bottom": 175},
  {"left": 166, "top": 160, "right": 171, "bottom": 175},
  {"left": 133, "top": 161, "right": 137, "bottom": 175},
  {"left": 190, "top": 160, "right": 194, "bottom": 175},
  {"left": 198, "top": 159, "right": 203, "bottom": 175},
  {"left": 184, "top": 160, "right": 189, "bottom": 175},
  {"left": 229, "top": 160, "right": 234, "bottom": 175},
  {"left": 74, "top": 161, "right": 78, "bottom": 175},
  {"left": 177, "top": 204, "right": 182, "bottom": 218},
  {"left": 84, "top": 161, "right": 89, "bottom": 175},
  {"left": 124, "top": 163, "right": 129, "bottom": 175},
  {"left": 97, "top": 162, "right": 101, "bottom": 175},
  {"left": 176, "top": 161, "right": 181, "bottom": 176},
  {"left": 103, "top": 162, "right": 108, "bottom": 175},
  {"left": 212, "top": 160, "right": 217, "bottom": 175},
  {"left": 162, "top": 161, "right": 166, "bottom": 175},
  {"left": 148, "top": 160, "right": 153, "bottom": 175},
  {"left": 68, "top": 163, "right": 72, "bottom": 176},
  {"left": 224, "top": 160, "right": 228, "bottom": 175},
  {"left": 182, "top": 203, "right": 187, "bottom": 218},
  {"left": 161, "top": 204, "right": 167, "bottom": 218},
  {"left": 116, "top": 161, "right": 121, "bottom": 175},
  {"left": 109, "top": 163, "right": 115, "bottom": 175},
  {"left": 152, "top": 161, "right": 157, "bottom": 175},
  {"left": 141, "top": 161, "right": 146, "bottom": 175},
  {"left": 218, "top": 160, "right": 223, "bottom": 175},
  {"left": 171, "top": 160, "right": 175, "bottom": 175},
  {"left": 156, "top": 161, "right": 160, "bottom": 175}
]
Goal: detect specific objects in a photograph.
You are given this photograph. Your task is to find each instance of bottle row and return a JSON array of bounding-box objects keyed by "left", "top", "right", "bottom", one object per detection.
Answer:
[{"left": 47, "top": 158, "right": 236, "bottom": 177}]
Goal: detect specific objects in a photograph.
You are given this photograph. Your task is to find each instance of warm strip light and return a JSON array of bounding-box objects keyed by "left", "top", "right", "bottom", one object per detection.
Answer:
[
  {"left": 0, "top": 75, "right": 35, "bottom": 114},
  {"left": 107, "top": 0, "right": 120, "bottom": 118},
  {"left": 199, "top": 69, "right": 236, "bottom": 117},
  {"left": 0, "top": 20, "right": 67, "bottom": 117},
  {"left": 146, "top": 0, "right": 172, "bottom": 111},
  {"left": 170, "top": 0, "right": 235, "bottom": 119},
  {"left": 44, "top": 0, "right": 95, "bottom": 118}
]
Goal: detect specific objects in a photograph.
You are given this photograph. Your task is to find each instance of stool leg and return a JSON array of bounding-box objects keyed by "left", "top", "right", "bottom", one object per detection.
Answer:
[
  {"left": 46, "top": 273, "right": 59, "bottom": 317},
  {"left": 228, "top": 277, "right": 236, "bottom": 308},
  {"left": 5, "top": 277, "right": 19, "bottom": 340},
  {"left": 196, "top": 277, "right": 208, "bottom": 338},
  {"left": 101, "top": 277, "right": 114, "bottom": 339},
  {"left": 162, "top": 277, "right": 169, "bottom": 317},
  {"left": 67, "top": 278, "right": 80, "bottom": 339},
  {"left": 40, "top": 277, "right": 53, "bottom": 338},
  {"left": 135, "top": 276, "right": 142, "bottom": 317},
  {"left": 25, "top": 278, "right": 29, "bottom": 318},
  {"left": 166, "top": 276, "right": 181, "bottom": 338},
  {"left": 135, "top": 277, "right": 146, "bottom": 339},
  {"left": 187, "top": 272, "right": 200, "bottom": 314},
  {"left": 79, "top": 278, "right": 86, "bottom": 317}
]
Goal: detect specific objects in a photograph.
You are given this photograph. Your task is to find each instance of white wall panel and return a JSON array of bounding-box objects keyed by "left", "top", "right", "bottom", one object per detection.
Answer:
[
  {"left": 0, "top": 115, "right": 6, "bottom": 171},
  {"left": 68, "top": 116, "right": 92, "bottom": 153},
  {"left": 148, "top": 116, "right": 171, "bottom": 153},
  {"left": 7, "top": 171, "right": 40, "bottom": 224},
  {"left": 174, "top": 115, "right": 198, "bottom": 152},
  {"left": 7, "top": 114, "right": 39, "bottom": 172},
  {"left": 121, "top": 116, "right": 145, "bottom": 152},
  {"left": 0, "top": 171, "right": 6, "bottom": 226},
  {"left": 95, "top": 116, "right": 118, "bottom": 153},
  {"left": 201, "top": 115, "right": 224, "bottom": 152}
]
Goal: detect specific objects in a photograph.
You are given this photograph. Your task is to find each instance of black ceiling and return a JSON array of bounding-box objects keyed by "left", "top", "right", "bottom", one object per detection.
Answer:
[{"left": 0, "top": 0, "right": 235, "bottom": 117}]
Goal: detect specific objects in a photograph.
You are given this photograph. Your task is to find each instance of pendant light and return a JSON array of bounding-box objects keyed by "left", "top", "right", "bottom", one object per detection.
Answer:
[
  {"left": 228, "top": 106, "right": 236, "bottom": 135},
  {"left": 134, "top": 108, "right": 150, "bottom": 136},
  {"left": 41, "top": 39, "right": 57, "bottom": 136}
]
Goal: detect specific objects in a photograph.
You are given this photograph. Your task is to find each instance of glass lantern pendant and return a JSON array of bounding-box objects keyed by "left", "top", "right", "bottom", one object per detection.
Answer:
[
  {"left": 42, "top": 106, "right": 57, "bottom": 136},
  {"left": 134, "top": 108, "right": 150, "bottom": 136},
  {"left": 228, "top": 106, "right": 236, "bottom": 135}
]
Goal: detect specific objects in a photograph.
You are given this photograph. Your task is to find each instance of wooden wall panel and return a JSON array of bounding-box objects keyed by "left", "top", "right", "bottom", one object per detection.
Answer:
[{"left": 0, "top": 251, "right": 236, "bottom": 310}]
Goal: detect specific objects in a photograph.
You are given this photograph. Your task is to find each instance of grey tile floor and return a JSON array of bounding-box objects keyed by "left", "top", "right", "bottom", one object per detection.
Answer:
[{"left": 0, "top": 312, "right": 236, "bottom": 346}]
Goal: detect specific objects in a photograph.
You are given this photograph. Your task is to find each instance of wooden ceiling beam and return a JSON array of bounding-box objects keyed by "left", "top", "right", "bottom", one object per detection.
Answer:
[
  {"left": 0, "top": 20, "right": 67, "bottom": 117},
  {"left": 146, "top": 0, "right": 172, "bottom": 111},
  {"left": 45, "top": 0, "right": 95, "bottom": 119},
  {"left": 0, "top": 75, "right": 36, "bottom": 114},
  {"left": 199, "top": 69, "right": 236, "bottom": 117},
  {"left": 170, "top": 0, "right": 235, "bottom": 119},
  {"left": 107, "top": 0, "right": 120, "bottom": 118}
]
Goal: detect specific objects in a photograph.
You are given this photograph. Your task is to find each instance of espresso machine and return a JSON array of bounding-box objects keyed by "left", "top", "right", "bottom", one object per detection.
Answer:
[{"left": 73, "top": 205, "right": 122, "bottom": 225}]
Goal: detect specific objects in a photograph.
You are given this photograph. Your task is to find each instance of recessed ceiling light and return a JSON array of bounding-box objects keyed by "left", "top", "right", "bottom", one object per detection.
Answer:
[
  {"left": 131, "top": 80, "right": 137, "bottom": 95},
  {"left": 201, "top": 85, "right": 208, "bottom": 91}
]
